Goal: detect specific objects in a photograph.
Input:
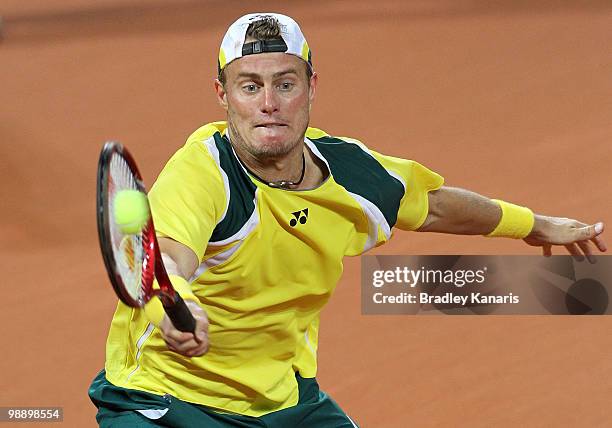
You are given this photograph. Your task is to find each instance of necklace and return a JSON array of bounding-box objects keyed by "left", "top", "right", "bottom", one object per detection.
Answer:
[{"left": 239, "top": 152, "right": 306, "bottom": 189}]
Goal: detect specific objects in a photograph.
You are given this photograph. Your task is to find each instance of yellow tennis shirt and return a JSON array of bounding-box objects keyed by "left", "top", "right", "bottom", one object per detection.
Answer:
[{"left": 104, "top": 121, "right": 444, "bottom": 416}]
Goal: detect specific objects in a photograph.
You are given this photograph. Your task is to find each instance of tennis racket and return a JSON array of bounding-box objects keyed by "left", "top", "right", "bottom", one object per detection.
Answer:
[{"left": 96, "top": 141, "right": 196, "bottom": 333}]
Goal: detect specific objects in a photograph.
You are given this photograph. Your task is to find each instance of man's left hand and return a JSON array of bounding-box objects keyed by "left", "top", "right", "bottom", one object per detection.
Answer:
[{"left": 524, "top": 215, "right": 606, "bottom": 263}]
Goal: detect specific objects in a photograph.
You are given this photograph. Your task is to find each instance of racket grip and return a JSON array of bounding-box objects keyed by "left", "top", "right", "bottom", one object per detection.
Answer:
[{"left": 163, "top": 294, "right": 196, "bottom": 333}]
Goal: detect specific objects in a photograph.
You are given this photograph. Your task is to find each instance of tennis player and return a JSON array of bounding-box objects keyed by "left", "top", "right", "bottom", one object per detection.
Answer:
[{"left": 89, "top": 13, "right": 606, "bottom": 427}]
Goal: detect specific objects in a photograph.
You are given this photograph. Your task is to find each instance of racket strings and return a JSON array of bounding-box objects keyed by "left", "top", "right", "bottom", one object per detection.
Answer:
[{"left": 108, "top": 153, "right": 147, "bottom": 303}]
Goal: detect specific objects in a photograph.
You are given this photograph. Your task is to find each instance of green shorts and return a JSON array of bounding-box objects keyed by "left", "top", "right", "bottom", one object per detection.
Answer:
[{"left": 88, "top": 370, "right": 359, "bottom": 427}]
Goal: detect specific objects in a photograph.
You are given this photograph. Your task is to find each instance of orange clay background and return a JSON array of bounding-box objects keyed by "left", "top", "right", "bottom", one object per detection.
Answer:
[{"left": 1, "top": 1, "right": 611, "bottom": 427}]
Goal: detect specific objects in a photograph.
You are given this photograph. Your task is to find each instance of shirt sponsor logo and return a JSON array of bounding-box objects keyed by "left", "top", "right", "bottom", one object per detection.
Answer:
[{"left": 289, "top": 208, "right": 308, "bottom": 227}]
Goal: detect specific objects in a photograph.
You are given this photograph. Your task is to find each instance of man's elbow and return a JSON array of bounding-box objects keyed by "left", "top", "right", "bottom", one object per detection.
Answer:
[{"left": 416, "top": 188, "right": 445, "bottom": 232}]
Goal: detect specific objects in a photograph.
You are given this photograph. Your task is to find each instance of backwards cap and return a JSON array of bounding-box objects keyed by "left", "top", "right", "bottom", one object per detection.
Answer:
[{"left": 218, "top": 13, "right": 312, "bottom": 75}]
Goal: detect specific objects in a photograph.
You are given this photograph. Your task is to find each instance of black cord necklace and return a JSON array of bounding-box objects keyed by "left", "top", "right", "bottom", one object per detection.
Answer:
[{"left": 239, "top": 152, "right": 306, "bottom": 189}]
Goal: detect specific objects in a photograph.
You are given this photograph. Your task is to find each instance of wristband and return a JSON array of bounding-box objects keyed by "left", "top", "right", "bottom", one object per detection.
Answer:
[
  {"left": 144, "top": 275, "right": 198, "bottom": 327},
  {"left": 485, "top": 199, "right": 535, "bottom": 239}
]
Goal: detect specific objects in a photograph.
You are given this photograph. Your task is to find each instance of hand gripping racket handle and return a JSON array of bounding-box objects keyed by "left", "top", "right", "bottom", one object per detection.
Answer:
[{"left": 161, "top": 293, "right": 197, "bottom": 333}]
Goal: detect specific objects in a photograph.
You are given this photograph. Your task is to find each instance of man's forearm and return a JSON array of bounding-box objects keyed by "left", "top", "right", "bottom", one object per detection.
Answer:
[
  {"left": 416, "top": 186, "right": 502, "bottom": 235},
  {"left": 158, "top": 237, "right": 199, "bottom": 280}
]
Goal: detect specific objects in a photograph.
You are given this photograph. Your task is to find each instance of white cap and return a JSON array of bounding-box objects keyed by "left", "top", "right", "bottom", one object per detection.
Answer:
[{"left": 218, "top": 13, "right": 312, "bottom": 75}]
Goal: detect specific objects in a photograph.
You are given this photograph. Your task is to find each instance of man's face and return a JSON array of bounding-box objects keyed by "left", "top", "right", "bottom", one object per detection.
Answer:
[{"left": 215, "top": 52, "right": 317, "bottom": 159}]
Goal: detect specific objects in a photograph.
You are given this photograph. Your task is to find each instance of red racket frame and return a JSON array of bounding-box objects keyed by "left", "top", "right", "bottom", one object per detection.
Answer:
[{"left": 97, "top": 142, "right": 195, "bottom": 332}]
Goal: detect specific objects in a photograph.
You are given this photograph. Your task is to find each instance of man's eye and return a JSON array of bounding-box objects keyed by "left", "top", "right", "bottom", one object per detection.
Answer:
[
  {"left": 243, "top": 84, "right": 258, "bottom": 92},
  {"left": 279, "top": 82, "right": 294, "bottom": 91}
]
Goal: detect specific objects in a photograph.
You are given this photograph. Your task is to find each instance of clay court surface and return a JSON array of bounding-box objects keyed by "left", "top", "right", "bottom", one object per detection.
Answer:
[{"left": 1, "top": 1, "right": 611, "bottom": 426}]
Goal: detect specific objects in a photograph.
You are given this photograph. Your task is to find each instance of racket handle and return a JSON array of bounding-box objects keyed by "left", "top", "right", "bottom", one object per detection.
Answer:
[{"left": 163, "top": 294, "right": 196, "bottom": 333}]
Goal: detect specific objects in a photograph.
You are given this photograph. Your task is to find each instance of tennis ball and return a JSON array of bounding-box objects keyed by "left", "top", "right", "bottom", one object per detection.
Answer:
[{"left": 113, "top": 190, "right": 149, "bottom": 234}]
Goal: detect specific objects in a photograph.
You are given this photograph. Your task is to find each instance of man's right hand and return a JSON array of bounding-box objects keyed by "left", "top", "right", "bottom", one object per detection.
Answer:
[
  {"left": 156, "top": 237, "right": 207, "bottom": 356},
  {"left": 159, "top": 300, "right": 210, "bottom": 357}
]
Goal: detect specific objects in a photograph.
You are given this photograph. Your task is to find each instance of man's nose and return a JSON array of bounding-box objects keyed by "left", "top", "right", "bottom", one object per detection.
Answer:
[{"left": 260, "top": 86, "right": 279, "bottom": 114}]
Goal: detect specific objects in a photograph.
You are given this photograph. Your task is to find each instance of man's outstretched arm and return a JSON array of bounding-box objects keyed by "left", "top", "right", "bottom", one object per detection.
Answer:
[{"left": 417, "top": 186, "right": 607, "bottom": 262}]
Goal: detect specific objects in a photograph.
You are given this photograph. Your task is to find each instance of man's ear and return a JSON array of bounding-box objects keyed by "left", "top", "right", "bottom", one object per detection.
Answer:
[
  {"left": 214, "top": 79, "right": 228, "bottom": 111},
  {"left": 308, "top": 72, "right": 318, "bottom": 111}
]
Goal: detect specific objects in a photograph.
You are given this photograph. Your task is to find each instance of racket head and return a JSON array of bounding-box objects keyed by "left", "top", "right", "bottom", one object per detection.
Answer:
[{"left": 97, "top": 142, "right": 156, "bottom": 307}]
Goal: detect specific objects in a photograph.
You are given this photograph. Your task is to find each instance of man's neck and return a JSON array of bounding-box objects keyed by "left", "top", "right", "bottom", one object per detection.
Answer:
[{"left": 227, "top": 130, "right": 306, "bottom": 188}]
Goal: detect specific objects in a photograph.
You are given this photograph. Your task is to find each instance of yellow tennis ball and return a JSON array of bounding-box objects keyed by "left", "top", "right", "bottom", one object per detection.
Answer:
[{"left": 113, "top": 190, "right": 149, "bottom": 234}]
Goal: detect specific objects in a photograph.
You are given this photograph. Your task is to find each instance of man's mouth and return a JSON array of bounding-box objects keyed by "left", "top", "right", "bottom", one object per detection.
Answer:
[{"left": 255, "top": 123, "right": 287, "bottom": 128}]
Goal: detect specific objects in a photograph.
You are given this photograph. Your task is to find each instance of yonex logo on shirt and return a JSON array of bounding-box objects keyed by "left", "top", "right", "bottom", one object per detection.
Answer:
[{"left": 289, "top": 208, "right": 309, "bottom": 227}]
